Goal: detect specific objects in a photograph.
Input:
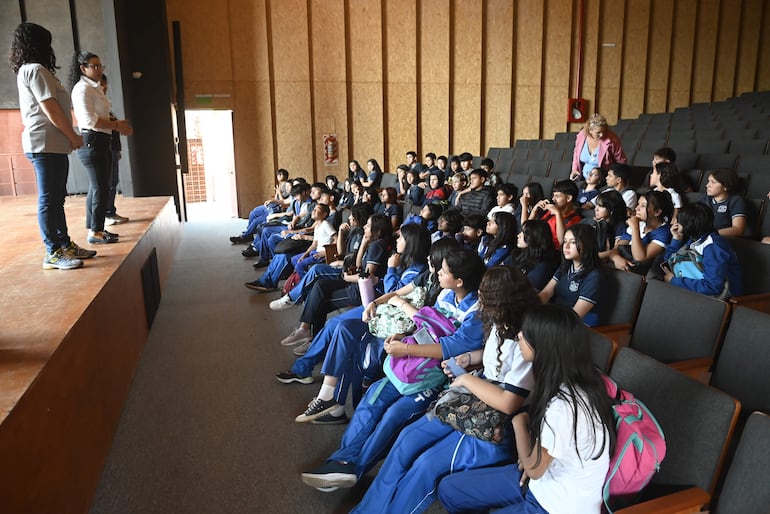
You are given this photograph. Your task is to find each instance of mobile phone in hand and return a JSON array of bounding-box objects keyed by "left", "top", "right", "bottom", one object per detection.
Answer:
[
  {"left": 445, "top": 356, "right": 466, "bottom": 377},
  {"left": 412, "top": 327, "right": 435, "bottom": 345}
]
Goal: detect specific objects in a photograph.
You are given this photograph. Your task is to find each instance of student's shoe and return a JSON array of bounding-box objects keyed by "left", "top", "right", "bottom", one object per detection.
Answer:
[
  {"left": 252, "top": 259, "right": 269, "bottom": 268},
  {"left": 295, "top": 398, "right": 338, "bottom": 423},
  {"left": 105, "top": 214, "right": 129, "bottom": 225},
  {"left": 103, "top": 229, "right": 119, "bottom": 238},
  {"left": 230, "top": 235, "right": 251, "bottom": 244},
  {"left": 244, "top": 280, "right": 276, "bottom": 292},
  {"left": 301, "top": 461, "right": 357, "bottom": 491},
  {"left": 241, "top": 246, "right": 259, "bottom": 257},
  {"left": 64, "top": 241, "right": 97, "bottom": 259},
  {"left": 280, "top": 327, "right": 312, "bottom": 346},
  {"left": 275, "top": 371, "right": 313, "bottom": 385},
  {"left": 311, "top": 412, "right": 349, "bottom": 425},
  {"left": 269, "top": 294, "right": 295, "bottom": 311},
  {"left": 42, "top": 248, "right": 84, "bottom": 270},
  {"left": 292, "top": 340, "right": 312, "bottom": 356},
  {"left": 87, "top": 230, "right": 119, "bottom": 244}
]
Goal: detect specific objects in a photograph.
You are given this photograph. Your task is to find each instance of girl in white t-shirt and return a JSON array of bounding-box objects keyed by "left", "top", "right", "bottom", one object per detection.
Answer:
[{"left": 438, "top": 304, "right": 616, "bottom": 514}]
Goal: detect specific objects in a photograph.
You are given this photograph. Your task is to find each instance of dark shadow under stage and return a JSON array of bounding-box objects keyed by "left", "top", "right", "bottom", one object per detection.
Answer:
[{"left": 0, "top": 194, "right": 182, "bottom": 514}]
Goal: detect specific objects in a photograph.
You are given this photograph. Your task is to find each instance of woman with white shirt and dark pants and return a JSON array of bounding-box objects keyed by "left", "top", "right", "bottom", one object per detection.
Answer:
[{"left": 68, "top": 51, "right": 132, "bottom": 244}]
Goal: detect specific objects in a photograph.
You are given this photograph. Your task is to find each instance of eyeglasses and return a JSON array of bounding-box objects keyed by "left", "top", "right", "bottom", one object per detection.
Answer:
[{"left": 85, "top": 63, "right": 106, "bottom": 70}]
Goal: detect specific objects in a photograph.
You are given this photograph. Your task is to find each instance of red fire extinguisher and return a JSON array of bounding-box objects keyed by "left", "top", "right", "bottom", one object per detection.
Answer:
[{"left": 323, "top": 134, "right": 338, "bottom": 165}]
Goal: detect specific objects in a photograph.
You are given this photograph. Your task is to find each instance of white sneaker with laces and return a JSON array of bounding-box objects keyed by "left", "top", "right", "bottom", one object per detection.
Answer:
[
  {"left": 270, "top": 294, "right": 295, "bottom": 311},
  {"left": 281, "top": 327, "right": 312, "bottom": 346}
]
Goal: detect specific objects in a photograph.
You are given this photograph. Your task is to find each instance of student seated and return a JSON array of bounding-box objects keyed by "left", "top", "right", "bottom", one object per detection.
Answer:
[
  {"left": 459, "top": 213, "right": 487, "bottom": 251},
  {"left": 375, "top": 187, "right": 401, "bottom": 231},
  {"left": 578, "top": 166, "right": 606, "bottom": 209},
  {"left": 488, "top": 182, "right": 517, "bottom": 219},
  {"left": 649, "top": 161, "right": 683, "bottom": 219},
  {"left": 431, "top": 208, "right": 464, "bottom": 243},
  {"left": 515, "top": 181, "right": 546, "bottom": 231},
  {"left": 229, "top": 168, "right": 292, "bottom": 243},
  {"left": 699, "top": 168, "right": 747, "bottom": 237},
  {"left": 457, "top": 169, "right": 495, "bottom": 216},
  {"left": 529, "top": 179, "right": 583, "bottom": 249},
  {"left": 401, "top": 202, "right": 442, "bottom": 234},
  {"left": 538, "top": 223, "right": 603, "bottom": 327},
  {"left": 424, "top": 171, "right": 451, "bottom": 203},
  {"left": 586, "top": 189, "right": 628, "bottom": 261},
  {"left": 509, "top": 219, "right": 561, "bottom": 291},
  {"left": 447, "top": 172, "right": 468, "bottom": 207},
  {"left": 661, "top": 202, "right": 743, "bottom": 298},
  {"left": 609, "top": 190, "right": 673, "bottom": 276},
  {"left": 479, "top": 211, "right": 516, "bottom": 267},
  {"left": 437, "top": 304, "right": 615, "bottom": 514},
  {"left": 606, "top": 162, "right": 637, "bottom": 214},
  {"left": 323, "top": 265, "right": 536, "bottom": 513}
]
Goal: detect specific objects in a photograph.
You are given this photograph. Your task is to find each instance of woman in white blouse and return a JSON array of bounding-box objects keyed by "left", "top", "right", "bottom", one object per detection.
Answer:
[{"left": 68, "top": 51, "right": 132, "bottom": 244}]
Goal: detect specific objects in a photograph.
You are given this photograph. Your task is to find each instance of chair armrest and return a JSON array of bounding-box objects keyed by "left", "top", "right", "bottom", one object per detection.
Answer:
[
  {"left": 729, "top": 293, "right": 770, "bottom": 316},
  {"left": 594, "top": 323, "right": 632, "bottom": 348},
  {"left": 669, "top": 358, "right": 712, "bottom": 383},
  {"left": 615, "top": 487, "right": 710, "bottom": 514}
]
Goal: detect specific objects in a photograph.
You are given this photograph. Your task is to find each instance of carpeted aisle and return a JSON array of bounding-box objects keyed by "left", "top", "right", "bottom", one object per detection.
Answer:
[{"left": 89, "top": 217, "right": 402, "bottom": 514}]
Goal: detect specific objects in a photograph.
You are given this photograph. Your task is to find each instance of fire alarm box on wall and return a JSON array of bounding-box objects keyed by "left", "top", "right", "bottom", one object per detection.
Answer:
[{"left": 568, "top": 98, "right": 588, "bottom": 123}]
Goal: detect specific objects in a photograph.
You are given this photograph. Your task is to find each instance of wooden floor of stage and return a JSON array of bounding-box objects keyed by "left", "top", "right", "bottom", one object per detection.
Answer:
[{"left": 0, "top": 195, "right": 176, "bottom": 423}]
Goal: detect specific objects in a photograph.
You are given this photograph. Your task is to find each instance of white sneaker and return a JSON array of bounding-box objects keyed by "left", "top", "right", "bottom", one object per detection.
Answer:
[
  {"left": 281, "top": 327, "right": 312, "bottom": 346},
  {"left": 105, "top": 214, "right": 129, "bottom": 225},
  {"left": 293, "top": 340, "right": 312, "bottom": 356},
  {"left": 270, "top": 294, "right": 295, "bottom": 311}
]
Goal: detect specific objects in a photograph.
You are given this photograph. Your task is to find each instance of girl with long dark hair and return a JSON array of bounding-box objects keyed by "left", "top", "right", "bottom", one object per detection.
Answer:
[
  {"left": 438, "top": 304, "right": 616, "bottom": 514},
  {"left": 510, "top": 219, "right": 560, "bottom": 291},
  {"left": 480, "top": 211, "right": 517, "bottom": 267}
]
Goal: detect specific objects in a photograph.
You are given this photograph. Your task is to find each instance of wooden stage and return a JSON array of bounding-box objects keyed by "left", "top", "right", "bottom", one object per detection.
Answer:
[{"left": 0, "top": 194, "right": 182, "bottom": 513}]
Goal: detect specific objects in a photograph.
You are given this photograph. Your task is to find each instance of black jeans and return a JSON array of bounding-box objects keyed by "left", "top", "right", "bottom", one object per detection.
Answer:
[
  {"left": 299, "top": 279, "right": 362, "bottom": 334},
  {"left": 78, "top": 130, "right": 112, "bottom": 231}
]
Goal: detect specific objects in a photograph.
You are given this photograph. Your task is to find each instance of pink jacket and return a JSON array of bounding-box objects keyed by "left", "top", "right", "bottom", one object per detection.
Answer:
[{"left": 571, "top": 128, "right": 627, "bottom": 174}]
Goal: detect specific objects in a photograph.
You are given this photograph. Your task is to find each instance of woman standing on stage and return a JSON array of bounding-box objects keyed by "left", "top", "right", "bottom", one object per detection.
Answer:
[
  {"left": 10, "top": 22, "right": 92, "bottom": 270},
  {"left": 68, "top": 50, "right": 133, "bottom": 244}
]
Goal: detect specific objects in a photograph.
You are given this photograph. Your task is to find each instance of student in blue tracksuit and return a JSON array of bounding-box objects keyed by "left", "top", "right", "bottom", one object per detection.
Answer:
[
  {"left": 478, "top": 211, "right": 516, "bottom": 267},
  {"left": 299, "top": 247, "right": 488, "bottom": 494},
  {"left": 275, "top": 224, "right": 431, "bottom": 383},
  {"left": 346, "top": 266, "right": 540, "bottom": 514},
  {"left": 662, "top": 202, "right": 743, "bottom": 298},
  {"left": 437, "top": 305, "right": 615, "bottom": 514}
]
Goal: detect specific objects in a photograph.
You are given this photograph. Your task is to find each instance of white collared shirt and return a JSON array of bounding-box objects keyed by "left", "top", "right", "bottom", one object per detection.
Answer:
[{"left": 71, "top": 75, "right": 111, "bottom": 134}]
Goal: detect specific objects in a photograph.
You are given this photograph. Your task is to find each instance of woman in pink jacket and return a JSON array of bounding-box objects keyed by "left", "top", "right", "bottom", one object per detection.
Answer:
[{"left": 570, "top": 114, "right": 627, "bottom": 182}]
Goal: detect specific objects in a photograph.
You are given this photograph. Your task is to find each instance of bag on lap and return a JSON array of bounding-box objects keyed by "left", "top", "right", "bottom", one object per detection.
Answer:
[{"left": 274, "top": 237, "right": 312, "bottom": 255}]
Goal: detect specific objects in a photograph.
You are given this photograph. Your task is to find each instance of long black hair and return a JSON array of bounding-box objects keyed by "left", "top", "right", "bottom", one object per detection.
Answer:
[
  {"left": 485, "top": 211, "right": 517, "bottom": 260},
  {"left": 398, "top": 223, "right": 431, "bottom": 270},
  {"left": 9, "top": 23, "right": 57, "bottom": 74},
  {"left": 479, "top": 266, "right": 538, "bottom": 374},
  {"left": 513, "top": 219, "right": 559, "bottom": 274},
  {"left": 558, "top": 223, "right": 600, "bottom": 279},
  {"left": 424, "top": 237, "right": 462, "bottom": 306},
  {"left": 522, "top": 304, "right": 616, "bottom": 466}
]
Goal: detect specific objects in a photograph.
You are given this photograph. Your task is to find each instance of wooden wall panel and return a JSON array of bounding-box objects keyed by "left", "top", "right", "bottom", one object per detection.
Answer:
[
  {"left": 756, "top": 3, "right": 770, "bottom": 91},
  {"left": 482, "top": 0, "right": 514, "bottom": 152},
  {"left": 645, "top": 0, "right": 674, "bottom": 113},
  {"left": 712, "top": 0, "right": 741, "bottom": 101},
  {"left": 596, "top": 0, "right": 624, "bottom": 123},
  {"left": 620, "top": 0, "right": 650, "bottom": 119},
  {"left": 384, "top": 0, "right": 418, "bottom": 171},
  {"left": 348, "top": 0, "right": 384, "bottom": 164},
  {"left": 668, "top": 0, "right": 698, "bottom": 109},
  {"left": 450, "top": 0, "right": 483, "bottom": 155},
  {"left": 735, "top": 0, "right": 762, "bottom": 95},
  {"left": 271, "top": 0, "right": 313, "bottom": 178},
  {"left": 691, "top": 0, "right": 719, "bottom": 103},
  {"left": 162, "top": 0, "right": 770, "bottom": 214},
  {"left": 419, "top": 0, "right": 450, "bottom": 156},
  {"left": 542, "top": 0, "right": 572, "bottom": 140},
  {"left": 513, "top": 0, "right": 544, "bottom": 141},
  {"left": 311, "top": 0, "right": 348, "bottom": 179}
]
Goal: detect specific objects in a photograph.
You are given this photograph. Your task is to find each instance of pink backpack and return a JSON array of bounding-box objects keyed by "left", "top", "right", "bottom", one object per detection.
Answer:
[
  {"left": 381, "top": 306, "right": 459, "bottom": 395},
  {"left": 601, "top": 374, "right": 666, "bottom": 513}
]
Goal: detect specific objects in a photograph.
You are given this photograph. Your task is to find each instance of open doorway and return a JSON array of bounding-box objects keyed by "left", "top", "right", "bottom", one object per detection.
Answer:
[{"left": 183, "top": 110, "right": 237, "bottom": 220}]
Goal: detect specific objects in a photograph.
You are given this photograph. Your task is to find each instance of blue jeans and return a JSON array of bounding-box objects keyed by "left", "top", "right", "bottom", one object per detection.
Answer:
[
  {"left": 77, "top": 130, "right": 112, "bottom": 231},
  {"left": 26, "top": 152, "right": 71, "bottom": 253},
  {"left": 288, "top": 264, "right": 342, "bottom": 303}
]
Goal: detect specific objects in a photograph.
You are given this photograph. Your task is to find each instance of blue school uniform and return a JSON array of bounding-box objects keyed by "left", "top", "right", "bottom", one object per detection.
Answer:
[
  {"left": 551, "top": 265, "right": 602, "bottom": 327},
  {"left": 664, "top": 233, "right": 743, "bottom": 297}
]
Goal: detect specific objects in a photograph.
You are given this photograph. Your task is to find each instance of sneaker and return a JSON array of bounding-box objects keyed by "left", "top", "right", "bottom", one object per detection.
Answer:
[
  {"left": 269, "top": 294, "right": 295, "bottom": 311},
  {"left": 64, "top": 241, "right": 97, "bottom": 259},
  {"left": 244, "top": 280, "right": 277, "bottom": 292},
  {"left": 280, "top": 327, "right": 312, "bottom": 346},
  {"left": 230, "top": 235, "right": 251, "bottom": 244},
  {"left": 252, "top": 260, "right": 269, "bottom": 269},
  {"left": 87, "top": 230, "right": 118, "bottom": 244},
  {"left": 105, "top": 214, "right": 129, "bottom": 225},
  {"left": 295, "top": 397, "right": 339, "bottom": 423},
  {"left": 301, "top": 461, "right": 357, "bottom": 491},
  {"left": 292, "top": 340, "right": 312, "bottom": 356},
  {"left": 275, "top": 371, "right": 313, "bottom": 385},
  {"left": 311, "top": 412, "right": 349, "bottom": 425},
  {"left": 43, "top": 248, "right": 84, "bottom": 270},
  {"left": 242, "top": 246, "right": 259, "bottom": 258}
]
